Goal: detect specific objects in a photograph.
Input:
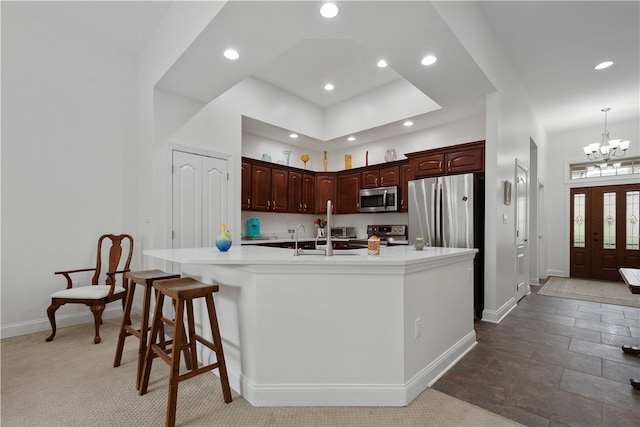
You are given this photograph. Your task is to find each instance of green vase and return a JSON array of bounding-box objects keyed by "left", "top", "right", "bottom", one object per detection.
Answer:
[{"left": 215, "top": 223, "right": 232, "bottom": 252}]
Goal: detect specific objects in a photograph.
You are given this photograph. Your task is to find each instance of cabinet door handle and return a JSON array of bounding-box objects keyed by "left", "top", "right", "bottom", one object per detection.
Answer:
[
  {"left": 448, "top": 160, "right": 452, "bottom": 170},
  {"left": 381, "top": 177, "right": 384, "bottom": 185},
  {"left": 272, "top": 200, "right": 276, "bottom": 210},
  {"left": 267, "top": 200, "right": 271, "bottom": 209},
  {"left": 299, "top": 203, "right": 303, "bottom": 212},
  {"left": 439, "top": 161, "right": 442, "bottom": 170},
  {"left": 247, "top": 198, "right": 251, "bottom": 208}
]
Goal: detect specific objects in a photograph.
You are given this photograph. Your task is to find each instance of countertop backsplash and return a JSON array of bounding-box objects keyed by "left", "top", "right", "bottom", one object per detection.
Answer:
[{"left": 240, "top": 211, "right": 409, "bottom": 240}]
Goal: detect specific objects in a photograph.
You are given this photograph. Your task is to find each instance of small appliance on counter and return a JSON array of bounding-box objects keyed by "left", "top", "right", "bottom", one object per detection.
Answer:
[
  {"left": 330, "top": 227, "right": 357, "bottom": 239},
  {"left": 246, "top": 218, "right": 261, "bottom": 239}
]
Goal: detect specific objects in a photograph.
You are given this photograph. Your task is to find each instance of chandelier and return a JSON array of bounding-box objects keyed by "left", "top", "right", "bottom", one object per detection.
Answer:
[{"left": 583, "top": 108, "right": 630, "bottom": 161}]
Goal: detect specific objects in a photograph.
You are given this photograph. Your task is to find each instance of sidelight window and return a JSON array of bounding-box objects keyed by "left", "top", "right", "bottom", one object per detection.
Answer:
[
  {"left": 573, "top": 193, "right": 585, "bottom": 248},
  {"left": 627, "top": 191, "right": 639, "bottom": 250},
  {"left": 603, "top": 192, "right": 616, "bottom": 249}
]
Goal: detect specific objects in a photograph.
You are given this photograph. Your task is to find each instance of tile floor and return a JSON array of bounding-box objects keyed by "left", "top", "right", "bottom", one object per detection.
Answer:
[{"left": 433, "top": 285, "right": 640, "bottom": 426}]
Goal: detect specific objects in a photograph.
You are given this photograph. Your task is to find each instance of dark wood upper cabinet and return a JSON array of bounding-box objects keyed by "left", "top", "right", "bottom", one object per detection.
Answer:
[
  {"left": 315, "top": 174, "right": 336, "bottom": 214},
  {"left": 445, "top": 146, "right": 484, "bottom": 175},
  {"left": 399, "top": 161, "right": 412, "bottom": 212},
  {"left": 270, "top": 167, "right": 289, "bottom": 212},
  {"left": 250, "top": 164, "right": 272, "bottom": 211},
  {"left": 302, "top": 173, "right": 315, "bottom": 213},
  {"left": 245, "top": 160, "right": 288, "bottom": 212},
  {"left": 241, "top": 161, "right": 252, "bottom": 210},
  {"left": 412, "top": 153, "right": 445, "bottom": 177},
  {"left": 361, "top": 165, "right": 399, "bottom": 188},
  {"left": 288, "top": 171, "right": 303, "bottom": 213},
  {"left": 379, "top": 165, "right": 399, "bottom": 186},
  {"left": 289, "top": 172, "right": 315, "bottom": 213},
  {"left": 361, "top": 170, "right": 380, "bottom": 188},
  {"left": 336, "top": 172, "right": 361, "bottom": 214},
  {"left": 406, "top": 141, "right": 485, "bottom": 178}
]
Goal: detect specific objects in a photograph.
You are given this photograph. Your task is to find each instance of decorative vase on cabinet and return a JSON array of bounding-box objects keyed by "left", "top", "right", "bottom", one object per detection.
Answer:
[
  {"left": 215, "top": 223, "right": 232, "bottom": 252},
  {"left": 385, "top": 149, "right": 397, "bottom": 162}
]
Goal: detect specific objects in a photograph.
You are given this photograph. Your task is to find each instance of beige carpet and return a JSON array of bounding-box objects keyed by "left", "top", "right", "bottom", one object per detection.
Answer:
[
  {"left": 1, "top": 319, "right": 521, "bottom": 426},
  {"left": 538, "top": 276, "right": 640, "bottom": 307}
]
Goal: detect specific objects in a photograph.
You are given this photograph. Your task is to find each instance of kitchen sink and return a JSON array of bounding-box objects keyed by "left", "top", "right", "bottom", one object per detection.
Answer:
[{"left": 296, "top": 249, "right": 360, "bottom": 256}]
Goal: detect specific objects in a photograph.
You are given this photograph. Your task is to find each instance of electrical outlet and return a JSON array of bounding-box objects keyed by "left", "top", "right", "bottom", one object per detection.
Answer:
[{"left": 414, "top": 318, "right": 422, "bottom": 338}]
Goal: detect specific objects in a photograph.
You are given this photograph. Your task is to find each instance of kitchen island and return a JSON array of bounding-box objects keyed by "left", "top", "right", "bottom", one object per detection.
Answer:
[{"left": 144, "top": 245, "right": 477, "bottom": 407}]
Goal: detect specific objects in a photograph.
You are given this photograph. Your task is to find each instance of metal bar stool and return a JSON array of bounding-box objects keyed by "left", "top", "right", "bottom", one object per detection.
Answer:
[
  {"left": 113, "top": 269, "right": 180, "bottom": 389},
  {"left": 139, "top": 277, "right": 232, "bottom": 427}
]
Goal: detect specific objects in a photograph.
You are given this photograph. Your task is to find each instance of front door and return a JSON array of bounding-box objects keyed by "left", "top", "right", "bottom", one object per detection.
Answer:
[{"left": 570, "top": 184, "right": 640, "bottom": 281}]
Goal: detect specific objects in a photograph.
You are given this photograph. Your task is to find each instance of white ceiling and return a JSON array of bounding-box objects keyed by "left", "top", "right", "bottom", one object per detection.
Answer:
[{"left": 7, "top": 1, "right": 638, "bottom": 149}]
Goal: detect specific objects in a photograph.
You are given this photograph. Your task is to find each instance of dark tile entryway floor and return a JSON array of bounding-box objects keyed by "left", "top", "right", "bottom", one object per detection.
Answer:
[{"left": 433, "top": 285, "right": 640, "bottom": 426}]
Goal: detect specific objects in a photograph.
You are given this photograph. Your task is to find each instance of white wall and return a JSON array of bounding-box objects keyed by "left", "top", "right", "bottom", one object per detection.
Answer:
[
  {"left": 137, "top": 1, "right": 226, "bottom": 270},
  {"left": 433, "top": 2, "right": 548, "bottom": 322},
  {"left": 544, "top": 118, "right": 640, "bottom": 277},
  {"left": 1, "top": 5, "right": 138, "bottom": 336}
]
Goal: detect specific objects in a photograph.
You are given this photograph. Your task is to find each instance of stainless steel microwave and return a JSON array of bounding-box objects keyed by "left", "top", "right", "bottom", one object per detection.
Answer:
[{"left": 359, "top": 186, "right": 399, "bottom": 213}]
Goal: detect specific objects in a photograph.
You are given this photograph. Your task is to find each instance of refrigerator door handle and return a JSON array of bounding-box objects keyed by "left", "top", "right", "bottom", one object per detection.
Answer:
[
  {"left": 383, "top": 189, "right": 387, "bottom": 210},
  {"left": 434, "top": 181, "right": 442, "bottom": 247}
]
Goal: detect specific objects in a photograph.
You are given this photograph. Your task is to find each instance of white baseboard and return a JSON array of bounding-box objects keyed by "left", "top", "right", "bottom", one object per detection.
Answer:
[
  {"left": 481, "top": 297, "right": 517, "bottom": 323},
  {"left": 545, "top": 269, "right": 566, "bottom": 278},
  {"left": 1, "top": 306, "right": 124, "bottom": 339},
  {"left": 211, "top": 329, "right": 477, "bottom": 407}
]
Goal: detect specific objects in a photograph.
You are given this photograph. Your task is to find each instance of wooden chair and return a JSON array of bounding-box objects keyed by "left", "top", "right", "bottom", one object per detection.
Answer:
[{"left": 45, "top": 234, "right": 134, "bottom": 344}]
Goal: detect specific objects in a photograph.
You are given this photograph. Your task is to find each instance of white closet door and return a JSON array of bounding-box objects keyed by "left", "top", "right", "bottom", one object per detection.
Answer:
[
  {"left": 201, "top": 155, "right": 228, "bottom": 247},
  {"left": 173, "top": 150, "right": 228, "bottom": 249}
]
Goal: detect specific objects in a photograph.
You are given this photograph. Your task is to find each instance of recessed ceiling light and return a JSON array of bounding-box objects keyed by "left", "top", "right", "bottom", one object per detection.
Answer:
[
  {"left": 421, "top": 55, "right": 437, "bottom": 66},
  {"left": 594, "top": 61, "right": 614, "bottom": 70},
  {"left": 347, "top": 136, "right": 356, "bottom": 142},
  {"left": 224, "top": 49, "right": 239, "bottom": 60},
  {"left": 324, "top": 83, "right": 334, "bottom": 91},
  {"left": 403, "top": 121, "right": 414, "bottom": 127},
  {"left": 320, "top": 3, "right": 339, "bottom": 19},
  {"left": 289, "top": 133, "right": 298, "bottom": 139},
  {"left": 377, "top": 59, "right": 388, "bottom": 68}
]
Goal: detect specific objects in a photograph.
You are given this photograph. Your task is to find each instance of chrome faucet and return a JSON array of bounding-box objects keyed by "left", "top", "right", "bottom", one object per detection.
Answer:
[
  {"left": 294, "top": 224, "right": 306, "bottom": 256},
  {"left": 325, "top": 200, "right": 333, "bottom": 256}
]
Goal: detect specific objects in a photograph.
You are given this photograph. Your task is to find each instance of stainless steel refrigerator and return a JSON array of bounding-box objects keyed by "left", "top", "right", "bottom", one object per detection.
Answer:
[{"left": 408, "top": 173, "right": 485, "bottom": 319}]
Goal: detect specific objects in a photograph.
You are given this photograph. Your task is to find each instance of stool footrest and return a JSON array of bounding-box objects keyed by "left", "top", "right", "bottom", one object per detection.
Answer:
[
  {"left": 178, "top": 363, "right": 220, "bottom": 382},
  {"left": 122, "top": 325, "right": 142, "bottom": 339}
]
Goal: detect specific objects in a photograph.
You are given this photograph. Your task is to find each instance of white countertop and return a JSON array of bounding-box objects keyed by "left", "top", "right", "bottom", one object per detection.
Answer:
[{"left": 144, "top": 244, "right": 477, "bottom": 266}]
